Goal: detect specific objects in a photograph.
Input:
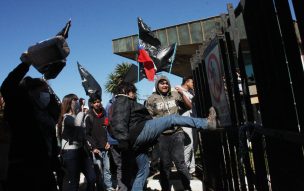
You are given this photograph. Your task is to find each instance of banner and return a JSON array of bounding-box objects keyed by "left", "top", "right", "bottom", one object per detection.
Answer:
[{"left": 204, "top": 38, "right": 231, "bottom": 126}]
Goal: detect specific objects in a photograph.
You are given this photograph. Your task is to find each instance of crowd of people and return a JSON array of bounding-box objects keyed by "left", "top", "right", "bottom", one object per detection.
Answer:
[{"left": 0, "top": 52, "right": 220, "bottom": 191}]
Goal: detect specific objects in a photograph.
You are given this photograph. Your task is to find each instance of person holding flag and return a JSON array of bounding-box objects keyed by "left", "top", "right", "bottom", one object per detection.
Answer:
[
  {"left": 1, "top": 52, "right": 61, "bottom": 191},
  {"left": 0, "top": 20, "right": 71, "bottom": 191}
]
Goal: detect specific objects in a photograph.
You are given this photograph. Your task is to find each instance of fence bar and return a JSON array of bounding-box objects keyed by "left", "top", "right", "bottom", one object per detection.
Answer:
[
  {"left": 237, "top": 43, "right": 270, "bottom": 191},
  {"left": 274, "top": 0, "right": 304, "bottom": 132},
  {"left": 219, "top": 38, "right": 241, "bottom": 191},
  {"left": 291, "top": 0, "right": 304, "bottom": 49},
  {"left": 242, "top": 0, "right": 304, "bottom": 190}
]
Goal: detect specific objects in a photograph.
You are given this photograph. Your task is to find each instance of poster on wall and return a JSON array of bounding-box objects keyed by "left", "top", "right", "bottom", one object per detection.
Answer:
[{"left": 204, "top": 38, "right": 232, "bottom": 126}]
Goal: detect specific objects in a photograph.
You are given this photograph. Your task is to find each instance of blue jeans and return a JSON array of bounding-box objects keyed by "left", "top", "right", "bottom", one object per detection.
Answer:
[
  {"left": 62, "top": 149, "right": 96, "bottom": 191},
  {"left": 94, "top": 150, "right": 113, "bottom": 190},
  {"left": 133, "top": 114, "right": 208, "bottom": 150},
  {"left": 130, "top": 114, "right": 207, "bottom": 190},
  {"left": 131, "top": 152, "right": 150, "bottom": 191},
  {"left": 120, "top": 150, "right": 149, "bottom": 191}
]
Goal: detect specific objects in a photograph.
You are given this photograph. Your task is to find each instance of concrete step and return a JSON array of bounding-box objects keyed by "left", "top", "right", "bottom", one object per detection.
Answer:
[
  {"left": 146, "top": 172, "right": 203, "bottom": 191},
  {"left": 147, "top": 179, "right": 203, "bottom": 191},
  {"left": 79, "top": 171, "right": 204, "bottom": 191}
]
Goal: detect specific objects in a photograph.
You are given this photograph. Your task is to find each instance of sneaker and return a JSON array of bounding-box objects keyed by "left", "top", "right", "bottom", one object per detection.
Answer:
[
  {"left": 190, "top": 172, "right": 197, "bottom": 179},
  {"left": 207, "top": 106, "right": 217, "bottom": 130},
  {"left": 149, "top": 169, "right": 159, "bottom": 177}
]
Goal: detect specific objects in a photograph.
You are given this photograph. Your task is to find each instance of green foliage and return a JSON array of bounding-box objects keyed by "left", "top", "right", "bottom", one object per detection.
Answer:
[{"left": 105, "top": 62, "right": 131, "bottom": 94}]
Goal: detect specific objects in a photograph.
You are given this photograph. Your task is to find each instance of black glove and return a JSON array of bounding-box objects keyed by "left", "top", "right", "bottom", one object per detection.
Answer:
[{"left": 118, "top": 140, "right": 129, "bottom": 151}]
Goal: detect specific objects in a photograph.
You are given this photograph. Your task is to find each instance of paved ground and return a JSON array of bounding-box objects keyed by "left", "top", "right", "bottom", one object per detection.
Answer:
[
  {"left": 146, "top": 171, "right": 203, "bottom": 191},
  {"left": 0, "top": 144, "right": 9, "bottom": 191},
  {"left": 79, "top": 170, "right": 204, "bottom": 191},
  {"left": 0, "top": 144, "right": 204, "bottom": 191}
]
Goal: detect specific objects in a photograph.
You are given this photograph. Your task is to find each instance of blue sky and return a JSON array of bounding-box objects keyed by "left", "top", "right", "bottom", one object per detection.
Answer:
[{"left": 0, "top": 0, "right": 239, "bottom": 104}]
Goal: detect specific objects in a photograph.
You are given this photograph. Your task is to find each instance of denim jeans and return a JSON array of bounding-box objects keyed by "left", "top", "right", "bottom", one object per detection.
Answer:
[
  {"left": 120, "top": 150, "right": 149, "bottom": 191},
  {"left": 132, "top": 152, "right": 150, "bottom": 191},
  {"left": 93, "top": 150, "right": 113, "bottom": 190},
  {"left": 129, "top": 114, "right": 207, "bottom": 190},
  {"left": 133, "top": 114, "right": 208, "bottom": 150},
  {"left": 62, "top": 148, "right": 96, "bottom": 191}
]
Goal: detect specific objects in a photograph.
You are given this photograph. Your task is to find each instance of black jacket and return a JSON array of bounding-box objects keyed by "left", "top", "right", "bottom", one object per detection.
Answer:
[
  {"left": 1, "top": 63, "right": 59, "bottom": 164},
  {"left": 85, "top": 108, "right": 108, "bottom": 150},
  {"left": 110, "top": 95, "right": 152, "bottom": 149}
]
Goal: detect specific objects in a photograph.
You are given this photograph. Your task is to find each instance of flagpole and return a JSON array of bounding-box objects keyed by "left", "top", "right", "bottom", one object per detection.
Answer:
[
  {"left": 169, "top": 43, "right": 177, "bottom": 74},
  {"left": 137, "top": 33, "right": 140, "bottom": 83},
  {"left": 63, "top": 18, "right": 72, "bottom": 37},
  {"left": 136, "top": 51, "right": 139, "bottom": 83}
]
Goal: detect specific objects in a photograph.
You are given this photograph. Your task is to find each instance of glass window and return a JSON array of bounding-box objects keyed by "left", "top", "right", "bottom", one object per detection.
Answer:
[
  {"left": 190, "top": 22, "right": 203, "bottom": 43},
  {"left": 118, "top": 39, "right": 127, "bottom": 52},
  {"left": 133, "top": 35, "right": 138, "bottom": 51},
  {"left": 167, "top": 27, "right": 178, "bottom": 45},
  {"left": 125, "top": 37, "right": 133, "bottom": 52},
  {"left": 178, "top": 24, "right": 190, "bottom": 45},
  {"left": 112, "top": 40, "right": 119, "bottom": 53},
  {"left": 113, "top": 37, "right": 133, "bottom": 53},
  {"left": 158, "top": 29, "right": 167, "bottom": 47},
  {"left": 242, "top": 53, "right": 254, "bottom": 79},
  {"left": 203, "top": 19, "right": 221, "bottom": 40}
]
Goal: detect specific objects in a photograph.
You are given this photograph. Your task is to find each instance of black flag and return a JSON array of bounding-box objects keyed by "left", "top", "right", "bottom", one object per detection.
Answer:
[
  {"left": 137, "top": 17, "right": 177, "bottom": 75},
  {"left": 43, "top": 19, "right": 71, "bottom": 79},
  {"left": 56, "top": 19, "right": 71, "bottom": 39},
  {"left": 123, "top": 63, "right": 146, "bottom": 83},
  {"left": 153, "top": 43, "right": 177, "bottom": 73},
  {"left": 22, "top": 20, "right": 71, "bottom": 80},
  {"left": 77, "top": 62, "right": 102, "bottom": 100},
  {"left": 138, "top": 17, "right": 161, "bottom": 48},
  {"left": 43, "top": 60, "right": 66, "bottom": 79}
]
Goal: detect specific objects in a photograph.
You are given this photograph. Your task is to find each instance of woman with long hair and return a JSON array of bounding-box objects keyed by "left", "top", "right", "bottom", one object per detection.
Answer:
[{"left": 58, "top": 94, "right": 96, "bottom": 191}]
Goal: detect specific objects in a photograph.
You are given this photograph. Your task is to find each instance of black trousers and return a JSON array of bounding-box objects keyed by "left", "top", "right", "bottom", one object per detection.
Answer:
[
  {"left": 110, "top": 145, "right": 128, "bottom": 191},
  {"left": 158, "top": 132, "right": 191, "bottom": 191}
]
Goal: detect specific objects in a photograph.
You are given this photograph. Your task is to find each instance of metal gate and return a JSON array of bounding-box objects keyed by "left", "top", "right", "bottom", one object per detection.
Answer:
[{"left": 191, "top": 0, "right": 304, "bottom": 190}]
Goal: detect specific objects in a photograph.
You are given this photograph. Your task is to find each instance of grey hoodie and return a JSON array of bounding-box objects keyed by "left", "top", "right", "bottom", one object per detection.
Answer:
[{"left": 146, "top": 75, "right": 186, "bottom": 134}]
